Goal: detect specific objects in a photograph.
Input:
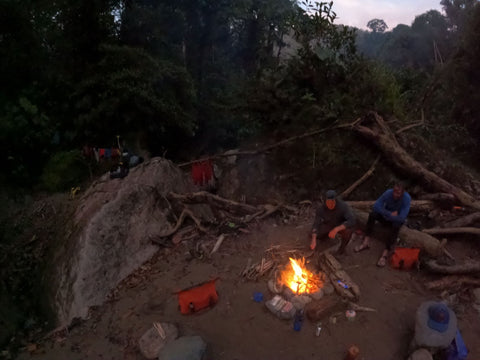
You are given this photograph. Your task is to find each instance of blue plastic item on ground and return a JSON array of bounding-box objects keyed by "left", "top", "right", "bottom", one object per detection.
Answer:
[
  {"left": 293, "top": 309, "right": 304, "bottom": 331},
  {"left": 253, "top": 292, "right": 263, "bottom": 302},
  {"left": 446, "top": 329, "right": 468, "bottom": 360}
]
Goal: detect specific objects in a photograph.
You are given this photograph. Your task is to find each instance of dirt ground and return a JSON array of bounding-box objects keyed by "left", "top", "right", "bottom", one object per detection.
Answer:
[{"left": 16, "top": 214, "right": 480, "bottom": 360}]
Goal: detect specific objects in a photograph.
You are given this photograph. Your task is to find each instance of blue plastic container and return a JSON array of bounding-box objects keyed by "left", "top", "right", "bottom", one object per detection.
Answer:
[{"left": 293, "top": 310, "right": 304, "bottom": 331}]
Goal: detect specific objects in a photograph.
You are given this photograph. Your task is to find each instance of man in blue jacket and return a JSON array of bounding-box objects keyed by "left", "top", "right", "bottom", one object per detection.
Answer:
[{"left": 354, "top": 183, "right": 411, "bottom": 267}]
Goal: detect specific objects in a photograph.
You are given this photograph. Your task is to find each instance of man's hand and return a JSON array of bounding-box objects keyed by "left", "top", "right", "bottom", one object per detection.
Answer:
[
  {"left": 391, "top": 211, "right": 398, "bottom": 217},
  {"left": 329, "top": 224, "right": 346, "bottom": 239},
  {"left": 328, "top": 227, "right": 339, "bottom": 239},
  {"left": 310, "top": 234, "right": 317, "bottom": 250}
]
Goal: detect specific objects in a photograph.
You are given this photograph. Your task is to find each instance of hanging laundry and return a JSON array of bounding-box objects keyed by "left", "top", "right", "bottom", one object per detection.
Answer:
[{"left": 191, "top": 160, "right": 214, "bottom": 186}]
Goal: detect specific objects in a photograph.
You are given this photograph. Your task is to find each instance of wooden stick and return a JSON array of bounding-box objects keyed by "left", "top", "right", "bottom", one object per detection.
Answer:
[
  {"left": 210, "top": 234, "right": 226, "bottom": 256},
  {"left": 347, "top": 302, "right": 377, "bottom": 312},
  {"left": 396, "top": 120, "right": 424, "bottom": 134},
  {"left": 423, "top": 227, "right": 480, "bottom": 236},
  {"left": 340, "top": 156, "right": 380, "bottom": 199}
]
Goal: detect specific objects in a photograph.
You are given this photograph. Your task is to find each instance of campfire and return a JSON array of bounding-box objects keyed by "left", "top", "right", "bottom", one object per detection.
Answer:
[{"left": 280, "top": 257, "right": 323, "bottom": 295}]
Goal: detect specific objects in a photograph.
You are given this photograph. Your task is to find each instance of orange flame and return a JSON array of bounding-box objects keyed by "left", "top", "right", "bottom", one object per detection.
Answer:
[{"left": 280, "top": 257, "right": 323, "bottom": 294}]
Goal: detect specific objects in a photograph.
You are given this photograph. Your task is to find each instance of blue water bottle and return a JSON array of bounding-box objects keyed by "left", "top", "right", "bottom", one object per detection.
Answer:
[{"left": 293, "top": 309, "right": 304, "bottom": 331}]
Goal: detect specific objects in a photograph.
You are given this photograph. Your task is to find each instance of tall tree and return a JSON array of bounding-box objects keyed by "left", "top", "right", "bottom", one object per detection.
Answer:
[
  {"left": 441, "top": 0, "right": 478, "bottom": 31},
  {"left": 367, "top": 18, "right": 388, "bottom": 33}
]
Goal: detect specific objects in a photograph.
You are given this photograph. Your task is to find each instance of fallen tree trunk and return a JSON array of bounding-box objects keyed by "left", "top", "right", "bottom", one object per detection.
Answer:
[
  {"left": 355, "top": 210, "right": 444, "bottom": 257},
  {"left": 169, "top": 191, "right": 259, "bottom": 215},
  {"left": 354, "top": 112, "right": 480, "bottom": 210},
  {"left": 425, "top": 260, "right": 480, "bottom": 274},
  {"left": 443, "top": 212, "right": 480, "bottom": 228},
  {"left": 419, "top": 193, "right": 456, "bottom": 202},
  {"left": 423, "top": 227, "right": 480, "bottom": 236},
  {"left": 348, "top": 200, "right": 436, "bottom": 214},
  {"left": 425, "top": 275, "right": 480, "bottom": 291},
  {"left": 430, "top": 277, "right": 480, "bottom": 290}
]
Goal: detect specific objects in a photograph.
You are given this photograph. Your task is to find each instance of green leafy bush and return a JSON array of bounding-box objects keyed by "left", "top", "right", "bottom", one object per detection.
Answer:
[{"left": 40, "top": 151, "right": 88, "bottom": 192}]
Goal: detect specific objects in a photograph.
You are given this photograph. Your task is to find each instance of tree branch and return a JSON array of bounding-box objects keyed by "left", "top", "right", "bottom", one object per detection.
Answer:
[
  {"left": 340, "top": 155, "right": 380, "bottom": 199},
  {"left": 178, "top": 119, "right": 361, "bottom": 167}
]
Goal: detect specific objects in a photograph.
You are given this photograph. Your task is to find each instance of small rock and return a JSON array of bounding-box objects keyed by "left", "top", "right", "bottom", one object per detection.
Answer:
[
  {"left": 408, "top": 348, "right": 433, "bottom": 360},
  {"left": 472, "top": 288, "right": 480, "bottom": 304},
  {"left": 268, "top": 279, "right": 284, "bottom": 294},
  {"left": 310, "top": 288, "right": 324, "bottom": 300},
  {"left": 291, "top": 295, "right": 312, "bottom": 310},
  {"left": 139, "top": 323, "right": 178, "bottom": 359},
  {"left": 158, "top": 336, "right": 206, "bottom": 360}
]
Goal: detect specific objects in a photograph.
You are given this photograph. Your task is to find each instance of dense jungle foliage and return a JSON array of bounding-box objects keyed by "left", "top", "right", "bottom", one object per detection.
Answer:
[{"left": 1, "top": 0, "right": 480, "bottom": 350}]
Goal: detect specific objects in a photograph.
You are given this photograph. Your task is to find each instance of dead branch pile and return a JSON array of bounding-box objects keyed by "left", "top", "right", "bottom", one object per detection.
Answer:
[{"left": 241, "top": 258, "right": 276, "bottom": 280}]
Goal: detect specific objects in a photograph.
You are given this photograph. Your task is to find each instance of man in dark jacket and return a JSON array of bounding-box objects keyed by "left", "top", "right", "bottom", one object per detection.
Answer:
[
  {"left": 354, "top": 183, "right": 411, "bottom": 267},
  {"left": 311, "top": 190, "right": 356, "bottom": 254}
]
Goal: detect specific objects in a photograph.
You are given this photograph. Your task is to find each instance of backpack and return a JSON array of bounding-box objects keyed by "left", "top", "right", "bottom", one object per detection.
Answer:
[
  {"left": 390, "top": 247, "right": 420, "bottom": 270},
  {"left": 177, "top": 279, "right": 219, "bottom": 314}
]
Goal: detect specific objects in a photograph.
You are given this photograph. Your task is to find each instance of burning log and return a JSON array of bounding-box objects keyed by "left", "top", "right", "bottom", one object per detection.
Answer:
[
  {"left": 318, "top": 253, "right": 360, "bottom": 301},
  {"left": 279, "top": 258, "right": 324, "bottom": 295}
]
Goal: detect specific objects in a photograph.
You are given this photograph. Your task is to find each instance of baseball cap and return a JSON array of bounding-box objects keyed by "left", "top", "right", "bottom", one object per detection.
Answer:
[
  {"left": 427, "top": 303, "right": 450, "bottom": 333},
  {"left": 326, "top": 190, "right": 337, "bottom": 199}
]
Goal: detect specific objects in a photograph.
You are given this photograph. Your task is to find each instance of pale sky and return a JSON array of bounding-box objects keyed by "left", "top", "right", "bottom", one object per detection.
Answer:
[{"left": 330, "top": 0, "right": 443, "bottom": 30}]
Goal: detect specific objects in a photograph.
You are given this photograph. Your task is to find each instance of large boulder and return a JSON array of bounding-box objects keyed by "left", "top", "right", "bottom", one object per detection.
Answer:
[{"left": 53, "top": 158, "right": 199, "bottom": 324}]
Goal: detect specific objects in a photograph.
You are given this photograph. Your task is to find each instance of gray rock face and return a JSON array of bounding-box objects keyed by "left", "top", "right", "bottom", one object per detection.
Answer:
[
  {"left": 158, "top": 336, "right": 206, "bottom": 360},
  {"left": 54, "top": 158, "right": 202, "bottom": 324},
  {"left": 138, "top": 323, "right": 178, "bottom": 359}
]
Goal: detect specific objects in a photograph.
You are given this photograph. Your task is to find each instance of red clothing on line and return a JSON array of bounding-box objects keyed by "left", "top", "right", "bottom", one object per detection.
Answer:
[{"left": 191, "top": 160, "right": 213, "bottom": 186}]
